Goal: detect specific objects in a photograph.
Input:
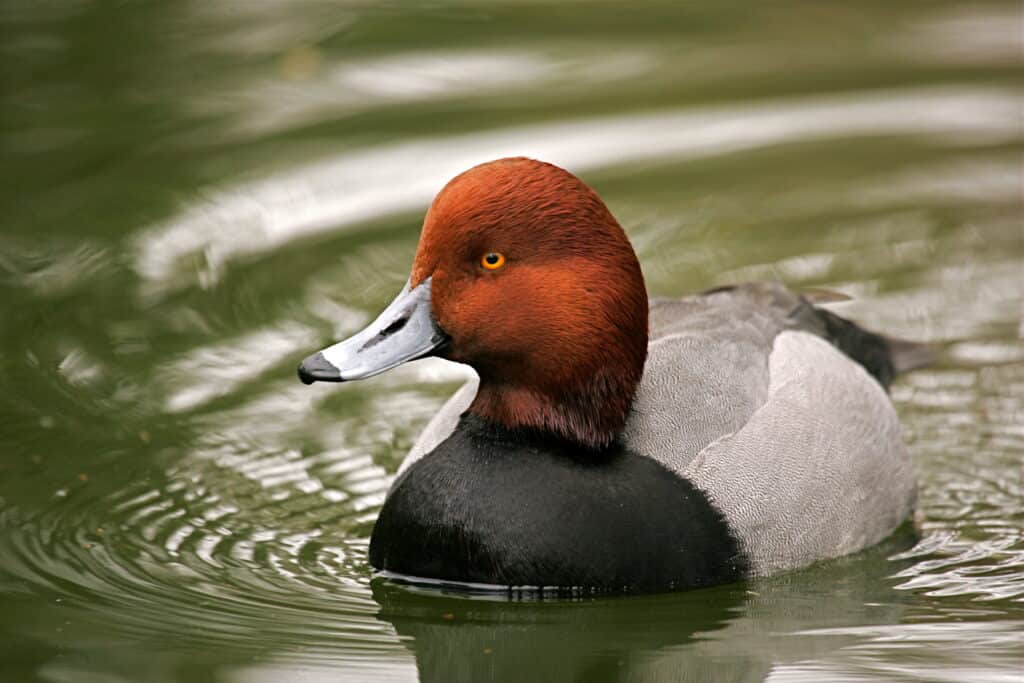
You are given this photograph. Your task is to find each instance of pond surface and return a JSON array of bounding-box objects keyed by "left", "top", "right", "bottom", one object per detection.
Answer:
[{"left": 1, "top": 1, "right": 1022, "bottom": 681}]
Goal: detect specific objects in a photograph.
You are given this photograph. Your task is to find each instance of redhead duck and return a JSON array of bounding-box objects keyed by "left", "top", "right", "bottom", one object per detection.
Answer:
[{"left": 298, "top": 157, "right": 925, "bottom": 593}]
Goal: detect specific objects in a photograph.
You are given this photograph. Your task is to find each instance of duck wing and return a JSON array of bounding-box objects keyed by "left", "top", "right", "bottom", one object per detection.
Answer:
[
  {"left": 636, "top": 283, "right": 917, "bottom": 574},
  {"left": 626, "top": 281, "right": 924, "bottom": 471}
]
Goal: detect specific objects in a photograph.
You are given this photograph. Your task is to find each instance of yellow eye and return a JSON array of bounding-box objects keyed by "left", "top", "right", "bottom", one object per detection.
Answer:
[{"left": 481, "top": 252, "right": 505, "bottom": 270}]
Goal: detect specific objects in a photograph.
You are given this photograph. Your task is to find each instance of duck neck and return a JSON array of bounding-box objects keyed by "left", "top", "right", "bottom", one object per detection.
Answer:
[{"left": 468, "top": 362, "right": 640, "bottom": 451}]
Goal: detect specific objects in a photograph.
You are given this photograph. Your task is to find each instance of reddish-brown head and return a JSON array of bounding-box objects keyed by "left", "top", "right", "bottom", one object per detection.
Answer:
[{"left": 410, "top": 158, "right": 648, "bottom": 448}]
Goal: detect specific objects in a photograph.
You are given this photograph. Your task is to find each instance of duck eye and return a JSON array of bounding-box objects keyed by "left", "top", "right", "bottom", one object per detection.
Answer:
[{"left": 481, "top": 252, "right": 505, "bottom": 270}]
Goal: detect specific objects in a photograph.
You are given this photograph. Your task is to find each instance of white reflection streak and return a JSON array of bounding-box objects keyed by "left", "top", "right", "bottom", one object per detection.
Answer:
[
  {"left": 898, "top": 7, "right": 1024, "bottom": 65},
  {"left": 227, "top": 51, "right": 552, "bottom": 134},
  {"left": 136, "top": 87, "right": 1023, "bottom": 293},
  {"left": 160, "top": 322, "right": 319, "bottom": 413},
  {"left": 212, "top": 49, "right": 652, "bottom": 136}
]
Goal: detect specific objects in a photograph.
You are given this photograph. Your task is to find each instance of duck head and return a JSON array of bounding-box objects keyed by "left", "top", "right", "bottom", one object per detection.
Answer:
[{"left": 298, "top": 158, "right": 648, "bottom": 448}]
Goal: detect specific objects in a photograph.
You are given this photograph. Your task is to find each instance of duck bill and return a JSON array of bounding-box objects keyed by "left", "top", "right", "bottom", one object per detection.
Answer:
[{"left": 297, "top": 278, "right": 447, "bottom": 384}]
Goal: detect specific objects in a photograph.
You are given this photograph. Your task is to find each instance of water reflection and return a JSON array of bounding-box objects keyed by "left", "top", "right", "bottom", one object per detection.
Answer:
[{"left": 377, "top": 583, "right": 745, "bottom": 683}]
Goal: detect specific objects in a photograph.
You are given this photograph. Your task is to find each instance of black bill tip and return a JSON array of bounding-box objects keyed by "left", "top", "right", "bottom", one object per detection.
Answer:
[{"left": 297, "top": 352, "right": 342, "bottom": 385}]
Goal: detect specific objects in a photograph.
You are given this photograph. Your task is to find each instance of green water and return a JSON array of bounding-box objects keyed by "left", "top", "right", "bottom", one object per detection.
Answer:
[{"left": 2, "top": 1, "right": 1022, "bottom": 681}]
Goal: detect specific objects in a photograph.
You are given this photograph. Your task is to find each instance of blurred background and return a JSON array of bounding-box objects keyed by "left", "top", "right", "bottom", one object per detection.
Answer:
[{"left": 1, "top": 1, "right": 1022, "bottom": 681}]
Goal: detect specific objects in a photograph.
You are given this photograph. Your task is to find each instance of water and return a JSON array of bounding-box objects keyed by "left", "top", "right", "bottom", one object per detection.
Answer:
[{"left": 1, "top": 1, "right": 1022, "bottom": 681}]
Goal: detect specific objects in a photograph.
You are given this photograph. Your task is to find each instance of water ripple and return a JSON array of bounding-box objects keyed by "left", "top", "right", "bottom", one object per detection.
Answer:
[{"left": 134, "top": 85, "right": 1022, "bottom": 296}]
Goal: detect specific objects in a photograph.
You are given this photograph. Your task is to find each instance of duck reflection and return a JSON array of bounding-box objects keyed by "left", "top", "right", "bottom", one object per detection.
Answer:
[{"left": 374, "top": 580, "right": 746, "bottom": 683}]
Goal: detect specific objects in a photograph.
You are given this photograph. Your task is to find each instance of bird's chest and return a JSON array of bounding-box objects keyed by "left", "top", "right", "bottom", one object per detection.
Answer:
[{"left": 367, "top": 428, "right": 746, "bottom": 592}]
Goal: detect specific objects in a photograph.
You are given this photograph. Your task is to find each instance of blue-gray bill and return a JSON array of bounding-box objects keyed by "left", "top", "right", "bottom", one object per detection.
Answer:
[{"left": 297, "top": 278, "right": 447, "bottom": 384}]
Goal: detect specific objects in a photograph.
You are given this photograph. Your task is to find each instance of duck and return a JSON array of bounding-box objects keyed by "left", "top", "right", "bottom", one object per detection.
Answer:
[{"left": 297, "top": 157, "right": 925, "bottom": 593}]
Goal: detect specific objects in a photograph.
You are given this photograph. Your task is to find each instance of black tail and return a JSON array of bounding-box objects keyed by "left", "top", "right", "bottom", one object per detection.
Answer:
[
  {"left": 699, "top": 283, "right": 934, "bottom": 391},
  {"left": 886, "top": 335, "right": 936, "bottom": 375},
  {"left": 813, "top": 307, "right": 933, "bottom": 390}
]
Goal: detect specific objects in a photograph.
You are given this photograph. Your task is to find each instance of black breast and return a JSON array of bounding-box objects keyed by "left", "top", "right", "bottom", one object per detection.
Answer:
[{"left": 368, "top": 416, "right": 747, "bottom": 593}]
